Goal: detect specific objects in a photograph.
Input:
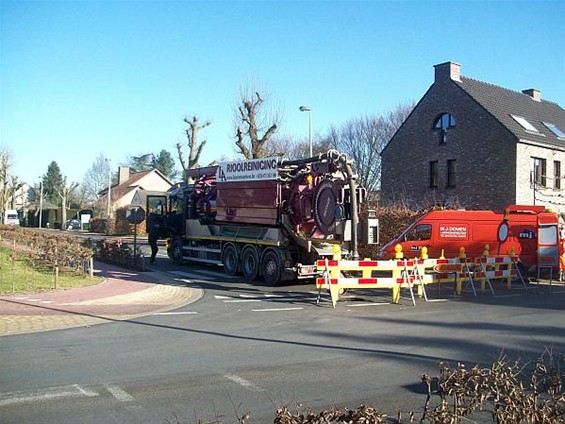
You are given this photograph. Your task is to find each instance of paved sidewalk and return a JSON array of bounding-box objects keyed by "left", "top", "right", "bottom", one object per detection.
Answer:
[{"left": 0, "top": 262, "right": 202, "bottom": 337}]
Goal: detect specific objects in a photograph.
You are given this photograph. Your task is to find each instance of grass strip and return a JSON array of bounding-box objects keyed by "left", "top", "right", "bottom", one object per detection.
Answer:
[{"left": 0, "top": 245, "right": 102, "bottom": 295}]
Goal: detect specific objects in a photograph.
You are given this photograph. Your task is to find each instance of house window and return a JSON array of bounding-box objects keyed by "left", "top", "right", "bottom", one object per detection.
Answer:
[
  {"left": 554, "top": 161, "right": 561, "bottom": 190},
  {"left": 544, "top": 122, "right": 565, "bottom": 139},
  {"left": 511, "top": 115, "right": 541, "bottom": 134},
  {"left": 531, "top": 157, "right": 546, "bottom": 188},
  {"left": 447, "top": 159, "right": 456, "bottom": 188},
  {"left": 429, "top": 161, "right": 438, "bottom": 189},
  {"left": 433, "top": 113, "right": 457, "bottom": 144}
]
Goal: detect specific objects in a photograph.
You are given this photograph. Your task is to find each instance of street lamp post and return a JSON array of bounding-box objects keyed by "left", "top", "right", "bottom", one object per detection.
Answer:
[
  {"left": 38, "top": 180, "right": 43, "bottom": 228},
  {"left": 299, "top": 106, "right": 313, "bottom": 157},
  {"left": 106, "top": 159, "right": 112, "bottom": 219}
]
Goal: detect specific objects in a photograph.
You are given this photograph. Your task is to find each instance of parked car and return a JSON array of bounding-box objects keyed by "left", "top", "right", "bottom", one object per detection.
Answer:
[{"left": 65, "top": 219, "right": 81, "bottom": 230}]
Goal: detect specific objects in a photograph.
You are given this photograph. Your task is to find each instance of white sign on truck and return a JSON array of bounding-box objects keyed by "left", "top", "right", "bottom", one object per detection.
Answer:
[{"left": 216, "top": 157, "right": 278, "bottom": 182}]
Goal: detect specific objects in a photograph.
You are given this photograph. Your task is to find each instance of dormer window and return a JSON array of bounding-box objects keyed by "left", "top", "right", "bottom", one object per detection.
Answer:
[
  {"left": 511, "top": 114, "right": 541, "bottom": 134},
  {"left": 433, "top": 113, "right": 457, "bottom": 144},
  {"left": 544, "top": 122, "right": 565, "bottom": 139}
]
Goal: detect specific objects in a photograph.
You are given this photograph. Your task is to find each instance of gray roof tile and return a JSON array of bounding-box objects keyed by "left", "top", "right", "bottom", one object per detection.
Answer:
[{"left": 457, "top": 77, "right": 565, "bottom": 148}]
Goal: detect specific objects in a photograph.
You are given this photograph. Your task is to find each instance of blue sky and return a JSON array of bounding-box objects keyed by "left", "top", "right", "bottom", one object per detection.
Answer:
[{"left": 1, "top": 0, "right": 564, "bottom": 185}]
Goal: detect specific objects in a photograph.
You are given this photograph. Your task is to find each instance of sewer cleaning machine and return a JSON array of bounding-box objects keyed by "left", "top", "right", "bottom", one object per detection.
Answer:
[{"left": 147, "top": 150, "right": 369, "bottom": 286}]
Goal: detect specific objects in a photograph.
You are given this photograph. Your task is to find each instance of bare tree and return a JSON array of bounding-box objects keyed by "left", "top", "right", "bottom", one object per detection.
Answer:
[
  {"left": 234, "top": 81, "right": 281, "bottom": 159},
  {"left": 81, "top": 154, "right": 111, "bottom": 204},
  {"left": 0, "top": 147, "right": 21, "bottom": 218},
  {"left": 263, "top": 133, "right": 336, "bottom": 160},
  {"left": 177, "top": 116, "right": 211, "bottom": 181},
  {"left": 0, "top": 148, "right": 10, "bottom": 216},
  {"left": 324, "top": 101, "right": 415, "bottom": 195},
  {"left": 55, "top": 176, "right": 79, "bottom": 229}
]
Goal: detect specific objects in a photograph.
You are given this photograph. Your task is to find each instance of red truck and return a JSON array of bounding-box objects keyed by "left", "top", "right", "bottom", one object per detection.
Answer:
[
  {"left": 378, "top": 205, "right": 562, "bottom": 274},
  {"left": 146, "top": 150, "right": 367, "bottom": 285}
]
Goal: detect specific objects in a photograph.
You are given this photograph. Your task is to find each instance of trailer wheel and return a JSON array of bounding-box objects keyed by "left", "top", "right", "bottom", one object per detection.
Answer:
[
  {"left": 241, "top": 246, "right": 260, "bottom": 281},
  {"left": 261, "top": 249, "right": 281, "bottom": 286},
  {"left": 222, "top": 244, "right": 239, "bottom": 276}
]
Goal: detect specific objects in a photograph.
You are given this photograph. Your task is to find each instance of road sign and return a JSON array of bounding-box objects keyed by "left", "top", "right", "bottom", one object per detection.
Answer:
[{"left": 127, "top": 207, "right": 146, "bottom": 225}]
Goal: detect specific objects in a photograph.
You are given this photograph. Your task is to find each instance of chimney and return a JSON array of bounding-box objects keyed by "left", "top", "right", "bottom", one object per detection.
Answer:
[
  {"left": 118, "top": 167, "right": 130, "bottom": 184},
  {"left": 434, "top": 61, "right": 461, "bottom": 83},
  {"left": 522, "top": 88, "right": 541, "bottom": 102}
]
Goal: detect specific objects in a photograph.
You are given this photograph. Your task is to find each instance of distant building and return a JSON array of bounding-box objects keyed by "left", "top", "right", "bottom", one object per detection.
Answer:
[
  {"left": 381, "top": 61, "right": 565, "bottom": 214},
  {"left": 99, "top": 166, "right": 174, "bottom": 215}
]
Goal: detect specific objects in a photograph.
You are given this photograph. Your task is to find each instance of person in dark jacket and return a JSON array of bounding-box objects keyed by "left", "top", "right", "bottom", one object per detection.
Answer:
[{"left": 147, "top": 210, "right": 162, "bottom": 264}]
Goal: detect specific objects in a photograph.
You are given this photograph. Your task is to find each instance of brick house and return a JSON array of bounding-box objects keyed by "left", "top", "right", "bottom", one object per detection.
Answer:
[
  {"left": 97, "top": 166, "right": 173, "bottom": 234},
  {"left": 99, "top": 166, "right": 173, "bottom": 212},
  {"left": 380, "top": 61, "right": 565, "bottom": 214}
]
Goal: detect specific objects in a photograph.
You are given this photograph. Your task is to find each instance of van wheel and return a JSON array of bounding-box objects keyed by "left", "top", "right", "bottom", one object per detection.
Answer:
[
  {"left": 222, "top": 244, "right": 239, "bottom": 276},
  {"left": 241, "top": 246, "right": 260, "bottom": 281}
]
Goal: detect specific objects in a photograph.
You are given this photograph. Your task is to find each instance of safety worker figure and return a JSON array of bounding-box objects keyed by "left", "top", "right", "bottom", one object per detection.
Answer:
[{"left": 559, "top": 240, "right": 565, "bottom": 281}]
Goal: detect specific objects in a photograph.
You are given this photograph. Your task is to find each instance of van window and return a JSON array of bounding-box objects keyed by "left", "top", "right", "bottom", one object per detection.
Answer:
[
  {"left": 539, "top": 225, "right": 557, "bottom": 245},
  {"left": 405, "top": 224, "right": 432, "bottom": 241}
]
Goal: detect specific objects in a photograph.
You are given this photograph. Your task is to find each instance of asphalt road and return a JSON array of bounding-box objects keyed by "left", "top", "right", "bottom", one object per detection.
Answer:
[{"left": 1, "top": 248, "right": 565, "bottom": 423}]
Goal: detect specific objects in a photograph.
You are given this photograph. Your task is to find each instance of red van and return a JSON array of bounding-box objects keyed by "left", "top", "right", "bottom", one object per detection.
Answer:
[{"left": 379, "top": 205, "right": 561, "bottom": 273}]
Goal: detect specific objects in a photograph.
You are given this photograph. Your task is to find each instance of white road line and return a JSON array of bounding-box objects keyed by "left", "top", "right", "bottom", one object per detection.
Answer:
[
  {"left": 40, "top": 301, "right": 54, "bottom": 304},
  {"left": 214, "top": 295, "right": 231, "bottom": 299},
  {"left": 224, "top": 299, "right": 262, "bottom": 303},
  {"left": 251, "top": 307, "right": 304, "bottom": 312},
  {"left": 263, "top": 294, "right": 284, "bottom": 298},
  {"left": 239, "top": 294, "right": 260, "bottom": 298},
  {"left": 346, "top": 303, "right": 390, "bottom": 307},
  {"left": 425, "top": 299, "right": 450, "bottom": 302},
  {"left": 104, "top": 384, "right": 135, "bottom": 402},
  {"left": 194, "top": 269, "right": 240, "bottom": 280},
  {"left": 0, "top": 384, "right": 99, "bottom": 407},
  {"left": 224, "top": 374, "right": 265, "bottom": 392},
  {"left": 153, "top": 311, "right": 198, "bottom": 315}
]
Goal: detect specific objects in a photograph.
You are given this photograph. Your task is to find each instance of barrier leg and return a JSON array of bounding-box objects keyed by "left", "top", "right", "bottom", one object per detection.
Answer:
[
  {"left": 392, "top": 285, "right": 400, "bottom": 303},
  {"left": 329, "top": 285, "right": 340, "bottom": 308},
  {"left": 455, "top": 278, "right": 462, "bottom": 295}
]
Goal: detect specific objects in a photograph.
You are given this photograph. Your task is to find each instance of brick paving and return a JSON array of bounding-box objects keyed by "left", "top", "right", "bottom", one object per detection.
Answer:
[{"left": 0, "top": 262, "right": 200, "bottom": 336}]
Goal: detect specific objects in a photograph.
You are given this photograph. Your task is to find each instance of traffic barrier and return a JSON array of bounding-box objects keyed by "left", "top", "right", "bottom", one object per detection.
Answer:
[
  {"left": 315, "top": 258, "right": 427, "bottom": 307},
  {"left": 473, "top": 256, "right": 523, "bottom": 294},
  {"left": 316, "top": 245, "right": 528, "bottom": 308}
]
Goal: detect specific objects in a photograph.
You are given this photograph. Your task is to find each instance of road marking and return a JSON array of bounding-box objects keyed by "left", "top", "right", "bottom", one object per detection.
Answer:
[
  {"left": 224, "top": 374, "right": 265, "bottom": 392},
  {"left": 239, "top": 294, "right": 261, "bottom": 298},
  {"left": 169, "top": 270, "right": 240, "bottom": 281},
  {"left": 153, "top": 311, "right": 198, "bottom": 315},
  {"left": 214, "top": 295, "right": 231, "bottom": 299},
  {"left": 425, "top": 299, "right": 450, "bottom": 302},
  {"left": 194, "top": 269, "right": 240, "bottom": 280},
  {"left": 0, "top": 384, "right": 99, "bottom": 407},
  {"left": 251, "top": 307, "right": 303, "bottom": 312},
  {"left": 105, "top": 384, "right": 134, "bottom": 402},
  {"left": 40, "top": 301, "right": 55, "bottom": 304},
  {"left": 224, "top": 299, "right": 262, "bottom": 303},
  {"left": 346, "top": 302, "right": 390, "bottom": 307}
]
